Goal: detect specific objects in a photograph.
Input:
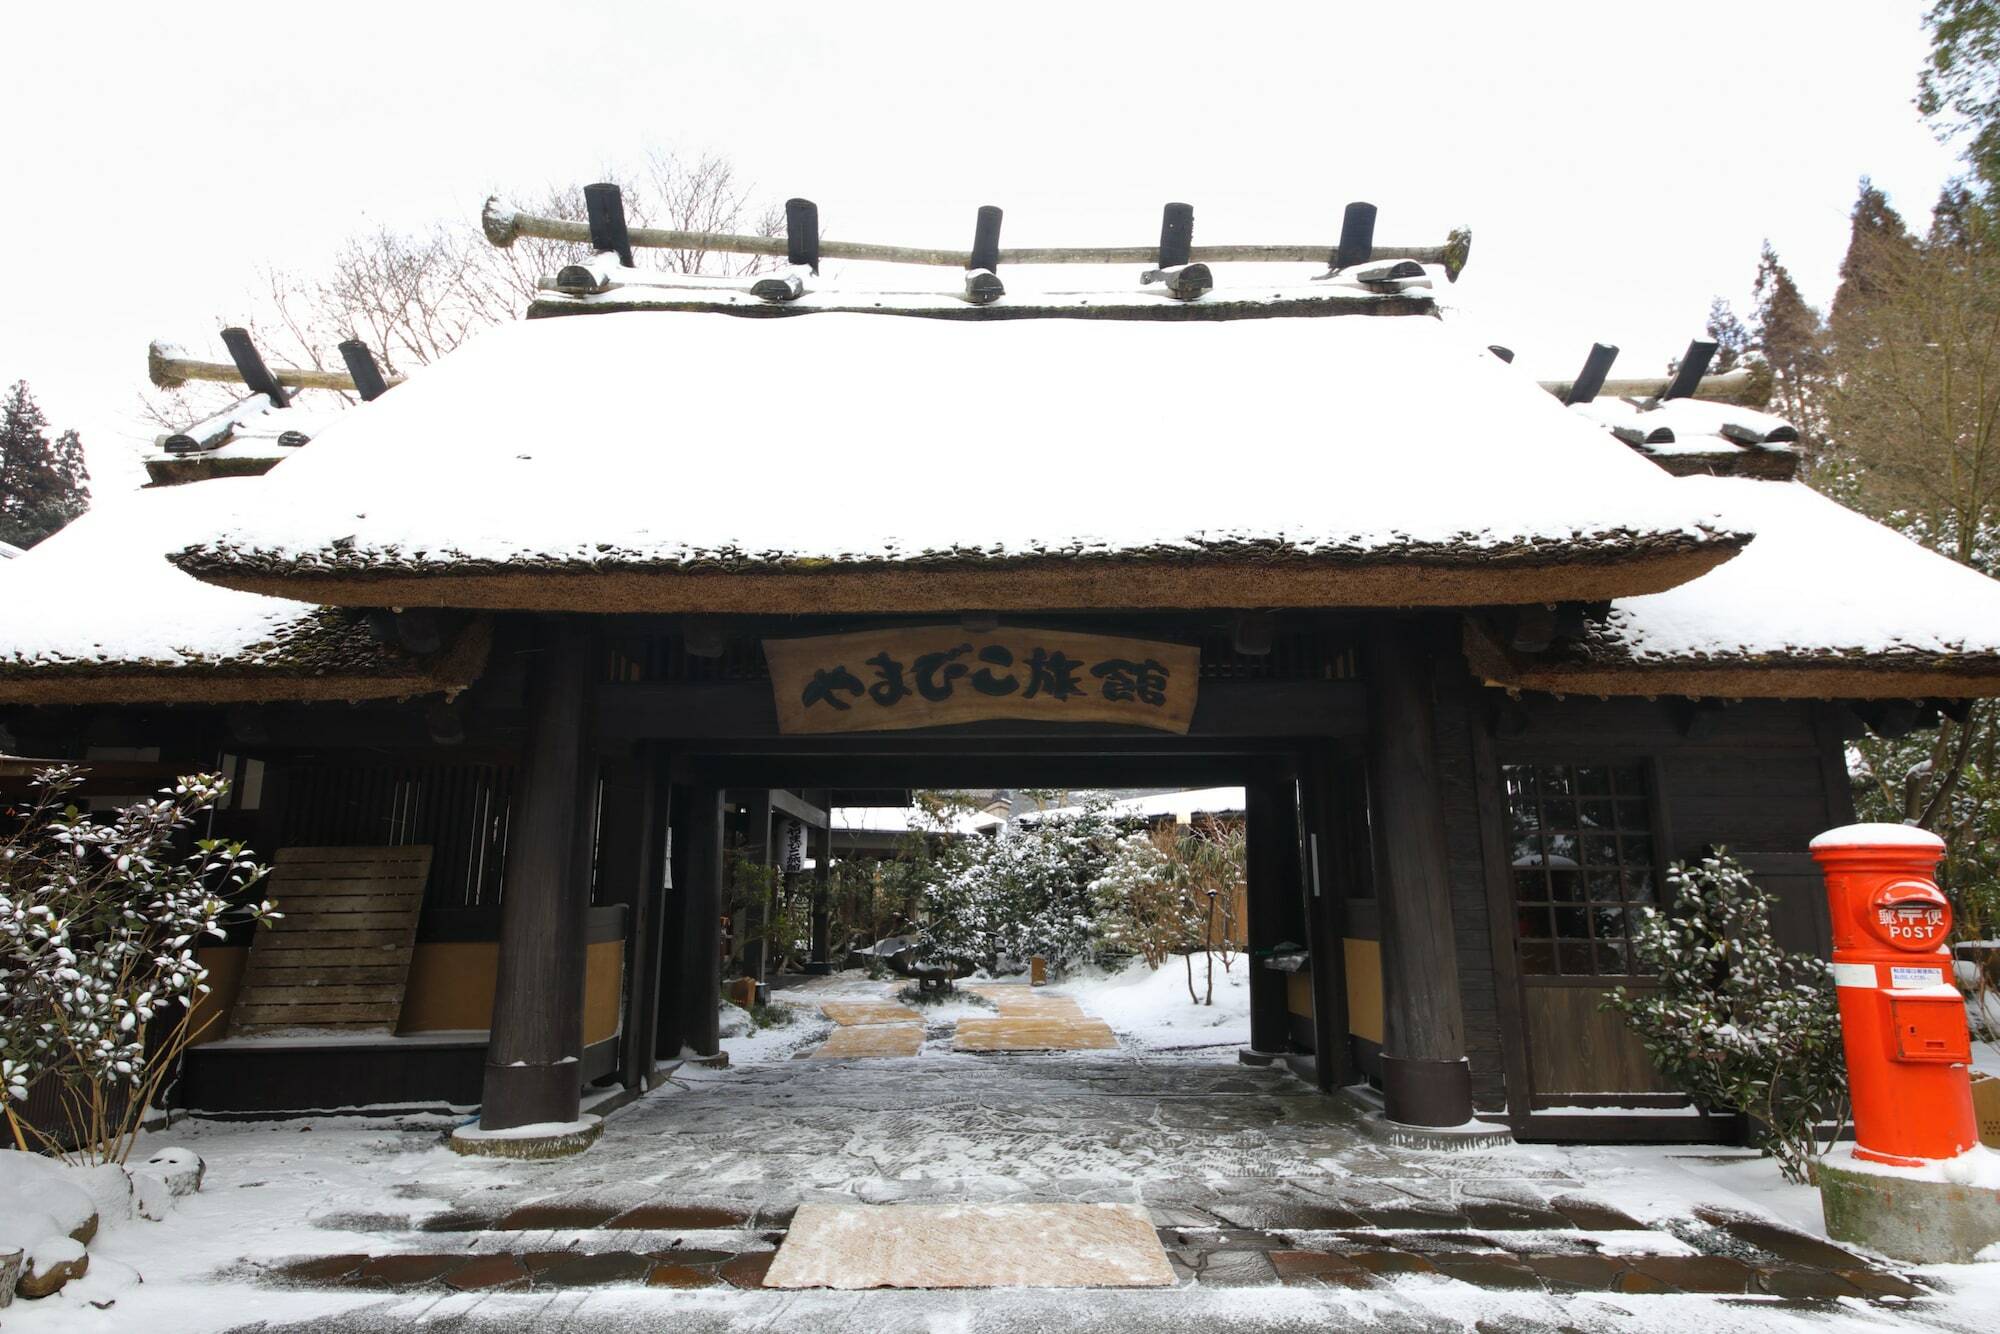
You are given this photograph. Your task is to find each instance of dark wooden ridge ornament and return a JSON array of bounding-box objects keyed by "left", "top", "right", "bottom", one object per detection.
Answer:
[
  {"left": 1144, "top": 201, "right": 1212, "bottom": 300},
  {"left": 1334, "top": 201, "right": 1377, "bottom": 269},
  {"left": 584, "top": 182, "right": 635, "bottom": 268},
  {"left": 337, "top": 339, "right": 390, "bottom": 402},
  {"left": 962, "top": 204, "right": 1005, "bottom": 304},
  {"left": 786, "top": 197, "right": 821, "bottom": 275},
  {"left": 1661, "top": 339, "right": 1719, "bottom": 401},
  {"left": 1561, "top": 343, "right": 1620, "bottom": 406},
  {"left": 220, "top": 327, "right": 290, "bottom": 408}
]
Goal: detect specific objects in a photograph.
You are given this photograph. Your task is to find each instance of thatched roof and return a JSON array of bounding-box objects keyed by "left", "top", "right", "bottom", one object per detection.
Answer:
[
  {"left": 1465, "top": 477, "right": 2000, "bottom": 699},
  {"left": 0, "top": 481, "right": 488, "bottom": 704},
  {"left": 168, "top": 308, "right": 1749, "bottom": 613}
]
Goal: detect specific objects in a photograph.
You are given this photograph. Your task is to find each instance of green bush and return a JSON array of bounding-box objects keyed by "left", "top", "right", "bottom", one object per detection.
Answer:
[{"left": 1606, "top": 851, "right": 1848, "bottom": 1183}]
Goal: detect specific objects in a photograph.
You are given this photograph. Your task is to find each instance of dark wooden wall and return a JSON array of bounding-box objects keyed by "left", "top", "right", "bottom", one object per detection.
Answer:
[{"left": 1465, "top": 683, "right": 1856, "bottom": 1120}]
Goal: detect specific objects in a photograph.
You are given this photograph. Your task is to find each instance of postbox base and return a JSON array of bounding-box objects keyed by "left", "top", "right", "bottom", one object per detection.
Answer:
[{"left": 1820, "top": 1158, "right": 2000, "bottom": 1265}]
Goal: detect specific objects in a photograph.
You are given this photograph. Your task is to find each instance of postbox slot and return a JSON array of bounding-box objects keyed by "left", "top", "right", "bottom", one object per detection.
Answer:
[{"left": 1888, "top": 996, "right": 1972, "bottom": 1063}]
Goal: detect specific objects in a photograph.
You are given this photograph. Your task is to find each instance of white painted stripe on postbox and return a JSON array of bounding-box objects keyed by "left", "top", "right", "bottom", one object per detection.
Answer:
[{"left": 1831, "top": 962, "right": 1877, "bottom": 989}]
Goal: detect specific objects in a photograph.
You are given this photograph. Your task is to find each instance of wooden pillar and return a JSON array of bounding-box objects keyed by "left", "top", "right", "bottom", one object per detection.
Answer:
[
  {"left": 1243, "top": 764, "right": 1296, "bottom": 1057},
  {"left": 481, "top": 619, "right": 594, "bottom": 1131},
  {"left": 739, "top": 789, "right": 774, "bottom": 983},
  {"left": 1298, "top": 739, "right": 1354, "bottom": 1092},
  {"left": 612, "top": 746, "right": 668, "bottom": 1091},
  {"left": 1363, "top": 621, "right": 1472, "bottom": 1127},
  {"left": 807, "top": 789, "right": 835, "bottom": 974},
  {"left": 680, "top": 784, "right": 725, "bottom": 1058}
]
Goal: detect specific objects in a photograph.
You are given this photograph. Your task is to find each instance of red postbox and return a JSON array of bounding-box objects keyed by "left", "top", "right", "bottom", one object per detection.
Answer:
[{"left": 1810, "top": 823, "right": 1979, "bottom": 1167}]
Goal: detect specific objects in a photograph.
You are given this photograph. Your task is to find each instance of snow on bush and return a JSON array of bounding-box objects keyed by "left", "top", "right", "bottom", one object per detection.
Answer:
[
  {"left": 1605, "top": 851, "right": 1847, "bottom": 1184},
  {"left": 916, "top": 802, "right": 1123, "bottom": 977},
  {"left": 1, "top": 765, "right": 276, "bottom": 1164}
]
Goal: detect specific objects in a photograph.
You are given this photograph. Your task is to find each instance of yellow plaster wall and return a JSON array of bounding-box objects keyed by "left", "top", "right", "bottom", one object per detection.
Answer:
[
  {"left": 1343, "top": 938, "right": 1384, "bottom": 1044},
  {"left": 1285, "top": 969, "right": 1314, "bottom": 1019},
  {"left": 187, "top": 940, "right": 625, "bottom": 1045}
]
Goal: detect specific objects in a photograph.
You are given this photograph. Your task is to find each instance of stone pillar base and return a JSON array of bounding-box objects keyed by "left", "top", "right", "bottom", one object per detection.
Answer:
[
  {"left": 1820, "top": 1155, "right": 2000, "bottom": 1265},
  {"left": 1237, "top": 1048, "right": 1283, "bottom": 1067},
  {"left": 449, "top": 1115, "right": 602, "bottom": 1161}
]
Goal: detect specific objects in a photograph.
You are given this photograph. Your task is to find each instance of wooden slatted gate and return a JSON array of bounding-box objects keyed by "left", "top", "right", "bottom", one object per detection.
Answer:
[{"left": 230, "top": 846, "right": 434, "bottom": 1035}]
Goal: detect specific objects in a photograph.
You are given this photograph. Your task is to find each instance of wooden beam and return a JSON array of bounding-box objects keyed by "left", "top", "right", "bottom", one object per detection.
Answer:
[
  {"left": 480, "top": 620, "right": 595, "bottom": 1130},
  {"left": 807, "top": 789, "right": 834, "bottom": 974},
  {"left": 1363, "top": 622, "right": 1473, "bottom": 1128},
  {"left": 766, "top": 786, "right": 828, "bottom": 829},
  {"left": 1539, "top": 366, "right": 1753, "bottom": 404},
  {"left": 1298, "top": 740, "right": 1355, "bottom": 1092}
]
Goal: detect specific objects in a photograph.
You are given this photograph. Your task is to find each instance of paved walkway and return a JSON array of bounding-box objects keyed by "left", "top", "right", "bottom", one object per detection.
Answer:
[{"left": 219, "top": 1044, "right": 1971, "bottom": 1332}]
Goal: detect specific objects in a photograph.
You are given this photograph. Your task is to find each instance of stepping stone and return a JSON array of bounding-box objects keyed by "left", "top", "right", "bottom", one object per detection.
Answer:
[
  {"left": 444, "top": 1254, "right": 530, "bottom": 1293},
  {"left": 531, "top": 1251, "right": 656, "bottom": 1288},
  {"left": 954, "top": 1016, "right": 1119, "bottom": 1052},
  {"left": 764, "top": 1202, "right": 1174, "bottom": 1289},
  {"left": 1347, "top": 1250, "right": 1439, "bottom": 1278},
  {"left": 1692, "top": 1208, "right": 1870, "bottom": 1270},
  {"left": 1548, "top": 1194, "right": 1647, "bottom": 1231},
  {"left": 646, "top": 1262, "right": 721, "bottom": 1288},
  {"left": 351, "top": 1254, "right": 465, "bottom": 1289},
  {"left": 495, "top": 1202, "right": 623, "bottom": 1230},
  {"left": 721, "top": 1252, "right": 776, "bottom": 1288},
  {"left": 606, "top": 1203, "right": 748, "bottom": 1230},
  {"left": 1756, "top": 1265, "right": 1865, "bottom": 1301},
  {"left": 1459, "top": 1200, "right": 1575, "bottom": 1231},
  {"left": 1188, "top": 1249, "right": 1278, "bottom": 1286},
  {"left": 1431, "top": 1254, "right": 1544, "bottom": 1290},
  {"left": 1524, "top": 1253, "right": 1628, "bottom": 1291},
  {"left": 810, "top": 1023, "right": 924, "bottom": 1059},
  {"left": 821, "top": 1001, "right": 923, "bottom": 1026},
  {"left": 274, "top": 1254, "right": 369, "bottom": 1283},
  {"left": 1270, "top": 1250, "right": 1377, "bottom": 1288},
  {"left": 1623, "top": 1254, "right": 1754, "bottom": 1293}
]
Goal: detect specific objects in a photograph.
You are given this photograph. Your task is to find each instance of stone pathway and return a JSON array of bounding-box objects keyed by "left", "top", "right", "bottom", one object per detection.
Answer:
[
  {"left": 807, "top": 991, "right": 924, "bottom": 1059},
  {"left": 956, "top": 984, "right": 1120, "bottom": 1052},
  {"left": 225, "top": 1052, "right": 1962, "bottom": 1329}
]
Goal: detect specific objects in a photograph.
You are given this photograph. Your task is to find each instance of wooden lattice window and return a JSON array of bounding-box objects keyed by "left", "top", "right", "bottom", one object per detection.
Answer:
[{"left": 1503, "top": 763, "right": 1659, "bottom": 977}]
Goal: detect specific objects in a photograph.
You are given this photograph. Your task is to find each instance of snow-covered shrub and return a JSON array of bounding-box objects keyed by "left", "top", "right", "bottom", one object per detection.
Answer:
[
  {"left": 1605, "top": 851, "right": 1847, "bottom": 1184},
  {"left": 916, "top": 802, "right": 1123, "bottom": 976},
  {"left": 1091, "top": 829, "right": 1192, "bottom": 969},
  {"left": 1, "top": 766, "right": 276, "bottom": 1164}
]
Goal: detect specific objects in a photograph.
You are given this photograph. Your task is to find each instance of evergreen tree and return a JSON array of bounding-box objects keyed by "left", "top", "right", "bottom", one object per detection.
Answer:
[
  {"left": 1922, "top": 0, "right": 2000, "bottom": 193},
  {"left": 1829, "top": 180, "right": 1915, "bottom": 345},
  {"left": 0, "top": 382, "right": 89, "bottom": 549},
  {"left": 1702, "top": 297, "right": 1751, "bottom": 374},
  {"left": 1749, "top": 243, "right": 1828, "bottom": 451}
]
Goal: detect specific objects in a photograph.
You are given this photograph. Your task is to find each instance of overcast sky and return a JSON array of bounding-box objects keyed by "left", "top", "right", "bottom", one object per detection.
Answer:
[{"left": 0, "top": 1, "right": 1963, "bottom": 493}]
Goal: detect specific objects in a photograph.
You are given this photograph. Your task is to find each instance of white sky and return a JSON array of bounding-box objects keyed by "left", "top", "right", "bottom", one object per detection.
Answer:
[{"left": 0, "top": 1, "right": 1962, "bottom": 494}]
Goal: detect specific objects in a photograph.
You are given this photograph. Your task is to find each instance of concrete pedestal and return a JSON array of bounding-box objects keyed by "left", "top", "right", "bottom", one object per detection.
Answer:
[
  {"left": 449, "top": 1115, "right": 603, "bottom": 1161},
  {"left": 1820, "top": 1157, "right": 2000, "bottom": 1264}
]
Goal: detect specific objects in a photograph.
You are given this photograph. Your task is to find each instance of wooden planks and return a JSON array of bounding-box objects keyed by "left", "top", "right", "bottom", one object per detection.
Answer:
[{"left": 230, "top": 845, "right": 433, "bottom": 1035}]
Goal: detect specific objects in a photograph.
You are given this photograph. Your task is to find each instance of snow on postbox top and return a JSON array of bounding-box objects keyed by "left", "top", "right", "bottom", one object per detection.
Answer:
[
  {"left": 1809, "top": 824, "right": 1948, "bottom": 852},
  {"left": 168, "top": 310, "right": 1749, "bottom": 616}
]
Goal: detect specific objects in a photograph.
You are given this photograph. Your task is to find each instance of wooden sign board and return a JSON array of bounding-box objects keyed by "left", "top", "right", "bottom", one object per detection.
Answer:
[{"left": 764, "top": 626, "right": 1200, "bottom": 735}]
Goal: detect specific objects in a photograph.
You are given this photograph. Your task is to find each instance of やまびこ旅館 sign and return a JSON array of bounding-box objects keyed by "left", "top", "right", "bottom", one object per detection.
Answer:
[{"left": 762, "top": 626, "right": 1200, "bottom": 735}]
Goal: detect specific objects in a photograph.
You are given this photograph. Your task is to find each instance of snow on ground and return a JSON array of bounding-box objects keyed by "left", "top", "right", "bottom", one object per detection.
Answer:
[{"left": 1064, "top": 954, "right": 1250, "bottom": 1052}]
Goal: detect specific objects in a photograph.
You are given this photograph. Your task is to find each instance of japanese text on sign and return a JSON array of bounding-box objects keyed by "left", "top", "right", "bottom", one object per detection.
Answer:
[{"left": 762, "top": 626, "right": 1201, "bottom": 735}]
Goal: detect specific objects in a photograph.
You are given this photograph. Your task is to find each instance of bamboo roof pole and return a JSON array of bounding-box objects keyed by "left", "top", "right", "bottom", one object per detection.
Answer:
[
  {"left": 481, "top": 197, "right": 1476, "bottom": 281},
  {"left": 149, "top": 341, "right": 406, "bottom": 395}
]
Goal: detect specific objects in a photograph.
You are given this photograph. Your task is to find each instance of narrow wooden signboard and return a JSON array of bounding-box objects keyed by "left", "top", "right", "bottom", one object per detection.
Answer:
[{"left": 763, "top": 625, "right": 1200, "bottom": 735}]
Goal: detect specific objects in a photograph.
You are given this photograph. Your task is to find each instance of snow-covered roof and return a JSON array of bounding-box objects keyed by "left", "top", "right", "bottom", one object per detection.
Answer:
[
  {"left": 144, "top": 393, "right": 337, "bottom": 486},
  {"left": 0, "top": 540, "right": 21, "bottom": 560},
  {"left": 831, "top": 805, "right": 1001, "bottom": 837},
  {"left": 170, "top": 310, "right": 1747, "bottom": 613},
  {"left": 0, "top": 482, "right": 488, "bottom": 703},
  {"left": 1017, "top": 786, "right": 1247, "bottom": 825},
  {"left": 1569, "top": 396, "right": 1799, "bottom": 480},
  {"left": 1465, "top": 477, "right": 2000, "bottom": 698}
]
